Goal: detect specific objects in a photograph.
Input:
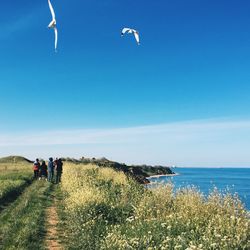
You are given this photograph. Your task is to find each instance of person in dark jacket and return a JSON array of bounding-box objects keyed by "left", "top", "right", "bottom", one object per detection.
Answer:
[
  {"left": 39, "top": 161, "right": 48, "bottom": 180},
  {"left": 55, "top": 158, "right": 63, "bottom": 184},
  {"left": 48, "top": 157, "right": 54, "bottom": 182}
]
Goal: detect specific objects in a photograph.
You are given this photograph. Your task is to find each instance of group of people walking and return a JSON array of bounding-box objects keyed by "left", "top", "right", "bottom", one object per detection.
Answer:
[{"left": 33, "top": 157, "right": 63, "bottom": 184}]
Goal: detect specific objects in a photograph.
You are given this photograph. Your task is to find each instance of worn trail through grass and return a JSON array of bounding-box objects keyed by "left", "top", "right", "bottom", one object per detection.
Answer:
[{"left": 44, "top": 187, "right": 64, "bottom": 250}]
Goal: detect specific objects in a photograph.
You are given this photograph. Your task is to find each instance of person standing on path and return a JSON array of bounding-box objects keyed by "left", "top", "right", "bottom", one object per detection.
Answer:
[
  {"left": 40, "top": 161, "right": 48, "bottom": 180},
  {"left": 33, "top": 158, "right": 40, "bottom": 179},
  {"left": 55, "top": 158, "right": 63, "bottom": 184},
  {"left": 48, "top": 157, "right": 54, "bottom": 182},
  {"left": 54, "top": 157, "right": 58, "bottom": 167}
]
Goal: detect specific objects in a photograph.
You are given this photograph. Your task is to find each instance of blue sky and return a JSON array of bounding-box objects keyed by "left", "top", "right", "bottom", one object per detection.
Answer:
[{"left": 0, "top": 0, "right": 250, "bottom": 166}]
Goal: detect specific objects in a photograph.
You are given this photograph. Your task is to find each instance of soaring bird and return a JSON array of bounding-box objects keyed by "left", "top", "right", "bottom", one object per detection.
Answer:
[
  {"left": 121, "top": 28, "right": 140, "bottom": 45},
  {"left": 47, "top": 0, "right": 58, "bottom": 52}
]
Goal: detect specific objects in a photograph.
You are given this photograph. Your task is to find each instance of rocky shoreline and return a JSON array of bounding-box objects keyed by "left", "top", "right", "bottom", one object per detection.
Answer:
[{"left": 80, "top": 157, "right": 176, "bottom": 184}]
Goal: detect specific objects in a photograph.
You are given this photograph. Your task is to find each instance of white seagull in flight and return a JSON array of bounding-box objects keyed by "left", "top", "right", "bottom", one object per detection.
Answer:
[
  {"left": 47, "top": 0, "right": 58, "bottom": 52},
  {"left": 121, "top": 28, "right": 140, "bottom": 45}
]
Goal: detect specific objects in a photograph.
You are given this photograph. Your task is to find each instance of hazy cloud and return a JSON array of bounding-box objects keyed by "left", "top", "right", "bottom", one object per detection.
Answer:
[
  {"left": 0, "top": 118, "right": 250, "bottom": 146},
  {"left": 0, "top": 118, "right": 250, "bottom": 167}
]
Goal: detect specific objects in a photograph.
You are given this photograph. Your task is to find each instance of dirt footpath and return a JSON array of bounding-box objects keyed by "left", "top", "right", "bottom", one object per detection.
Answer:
[{"left": 45, "top": 200, "right": 63, "bottom": 250}]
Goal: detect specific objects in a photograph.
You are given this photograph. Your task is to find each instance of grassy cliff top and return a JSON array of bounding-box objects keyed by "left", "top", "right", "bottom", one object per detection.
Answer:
[
  {"left": 62, "top": 157, "right": 174, "bottom": 183},
  {"left": 0, "top": 156, "right": 174, "bottom": 183}
]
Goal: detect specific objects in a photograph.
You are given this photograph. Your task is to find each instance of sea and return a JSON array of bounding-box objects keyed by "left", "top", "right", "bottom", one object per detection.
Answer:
[{"left": 148, "top": 168, "right": 250, "bottom": 210}]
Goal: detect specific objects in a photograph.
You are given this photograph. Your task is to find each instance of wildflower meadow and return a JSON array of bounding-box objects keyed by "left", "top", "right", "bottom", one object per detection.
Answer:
[{"left": 60, "top": 163, "right": 250, "bottom": 250}]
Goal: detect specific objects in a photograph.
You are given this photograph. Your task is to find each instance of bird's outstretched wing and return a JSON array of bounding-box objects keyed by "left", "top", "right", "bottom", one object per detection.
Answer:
[
  {"left": 54, "top": 27, "right": 58, "bottom": 51},
  {"left": 133, "top": 31, "right": 140, "bottom": 45},
  {"left": 121, "top": 28, "right": 131, "bottom": 35},
  {"left": 48, "top": 0, "right": 56, "bottom": 21}
]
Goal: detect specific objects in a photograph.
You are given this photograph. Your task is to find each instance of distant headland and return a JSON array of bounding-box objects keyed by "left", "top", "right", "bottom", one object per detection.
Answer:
[{"left": 0, "top": 155, "right": 175, "bottom": 184}]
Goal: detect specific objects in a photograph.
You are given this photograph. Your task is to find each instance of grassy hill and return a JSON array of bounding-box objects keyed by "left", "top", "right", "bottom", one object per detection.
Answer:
[{"left": 0, "top": 156, "right": 33, "bottom": 164}]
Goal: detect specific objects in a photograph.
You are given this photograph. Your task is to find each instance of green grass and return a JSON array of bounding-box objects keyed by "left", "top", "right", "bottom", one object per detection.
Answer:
[
  {"left": 0, "top": 180, "right": 28, "bottom": 205},
  {"left": 0, "top": 162, "right": 32, "bottom": 173},
  {"left": 0, "top": 163, "right": 33, "bottom": 210},
  {"left": 53, "top": 185, "right": 68, "bottom": 247},
  {"left": 0, "top": 180, "right": 53, "bottom": 250},
  {"left": 0, "top": 171, "right": 32, "bottom": 180}
]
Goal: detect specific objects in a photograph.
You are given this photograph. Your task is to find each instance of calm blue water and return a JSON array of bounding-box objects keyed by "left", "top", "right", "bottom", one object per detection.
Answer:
[{"left": 148, "top": 168, "right": 250, "bottom": 210}]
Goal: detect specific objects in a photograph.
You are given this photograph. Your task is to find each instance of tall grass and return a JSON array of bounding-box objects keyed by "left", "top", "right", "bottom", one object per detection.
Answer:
[
  {"left": 0, "top": 162, "right": 32, "bottom": 173},
  {"left": 0, "top": 163, "right": 33, "bottom": 208},
  {"left": 60, "top": 164, "right": 250, "bottom": 250},
  {"left": 0, "top": 181, "right": 52, "bottom": 249},
  {"left": 0, "top": 180, "right": 27, "bottom": 202}
]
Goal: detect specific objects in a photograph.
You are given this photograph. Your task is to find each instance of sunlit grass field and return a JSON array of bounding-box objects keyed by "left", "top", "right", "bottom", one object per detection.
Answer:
[
  {"left": 0, "top": 161, "right": 33, "bottom": 206},
  {"left": 0, "top": 158, "right": 53, "bottom": 249},
  {"left": 60, "top": 163, "right": 250, "bottom": 250}
]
